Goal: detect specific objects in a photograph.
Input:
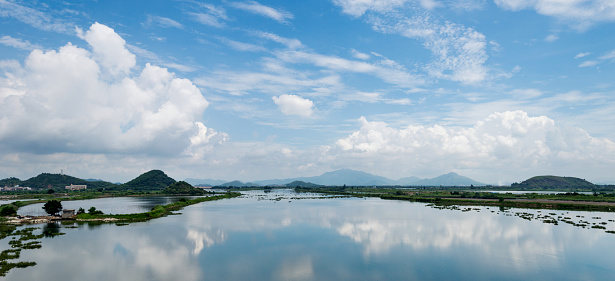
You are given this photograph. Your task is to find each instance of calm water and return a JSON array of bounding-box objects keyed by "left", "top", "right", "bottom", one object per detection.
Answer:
[
  {"left": 4, "top": 189, "right": 615, "bottom": 280},
  {"left": 17, "top": 196, "right": 202, "bottom": 216}
]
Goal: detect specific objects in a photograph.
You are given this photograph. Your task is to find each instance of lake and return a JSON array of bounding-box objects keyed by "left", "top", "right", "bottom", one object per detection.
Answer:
[{"left": 4, "top": 189, "right": 615, "bottom": 280}]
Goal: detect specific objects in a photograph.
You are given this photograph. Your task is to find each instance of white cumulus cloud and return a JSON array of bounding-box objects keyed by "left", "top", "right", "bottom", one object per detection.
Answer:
[
  {"left": 272, "top": 94, "right": 314, "bottom": 117},
  {"left": 0, "top": 23, "right": 217, "bottom": 157},
  {"left": 334, "top": 111, "right": 615, "bottom": 182},
  {"left": 77, "top": 22, "right": 136, "bottom": 77}
]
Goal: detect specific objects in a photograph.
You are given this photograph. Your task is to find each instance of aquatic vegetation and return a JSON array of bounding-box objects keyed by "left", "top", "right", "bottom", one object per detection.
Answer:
[{"left": 0, "top": 226, "right": 41, "bottom": 276}]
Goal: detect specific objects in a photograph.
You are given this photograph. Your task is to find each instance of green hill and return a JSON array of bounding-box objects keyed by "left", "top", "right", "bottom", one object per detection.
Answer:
[
  {"left": 162, "top": 181, "right": 208, "bottom": 195},
  {"left": 0, "top": 177, "right": 22, "bottom": 187},
  {"left": 15, "top": 173, "right": 116, "bottom": 190},
  {"left": 118, "top": 170, "right": 176, "bottom": 191},
  {"left": 512, "top": 176, "right": 595, "bottom": 189}
]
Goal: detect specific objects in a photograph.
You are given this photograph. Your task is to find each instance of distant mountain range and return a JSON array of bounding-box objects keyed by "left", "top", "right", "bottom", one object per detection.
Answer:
[
  {"left": 2, "top": 169, "right": 609, "bottom": 191},
  {"left": 185, "top": 169, "right": 486, "bottom": 187}
]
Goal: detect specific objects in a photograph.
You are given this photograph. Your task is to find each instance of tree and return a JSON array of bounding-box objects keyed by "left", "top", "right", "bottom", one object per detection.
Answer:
[
  {"left": 42, "top": 200, "right": 62, "bottom": 216},
  {"left": 88, "top": 207, "right": 103, "bottom": 215},
  {"left": 0, "top": 205, "right": 17, "bottom": 216}
]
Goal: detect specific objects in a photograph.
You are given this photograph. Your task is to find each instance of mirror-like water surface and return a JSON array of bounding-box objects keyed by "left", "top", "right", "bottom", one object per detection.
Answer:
[
  {"left": 17, "top": 196, "right": 203, "bottom": 216},
  {"left": 4, "top": 189, "right": 615, "bottom": 280}
]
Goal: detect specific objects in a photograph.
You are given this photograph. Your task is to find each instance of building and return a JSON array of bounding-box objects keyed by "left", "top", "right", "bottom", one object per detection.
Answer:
[
  {"left": 65, "top": 184, "right": 87, "bottom": 191},
  {"left": 1, "top": 185, "right": 32, "bottom": 191},
  {"left": 62, "top": 209, "right": 75, "bottom": 219}
]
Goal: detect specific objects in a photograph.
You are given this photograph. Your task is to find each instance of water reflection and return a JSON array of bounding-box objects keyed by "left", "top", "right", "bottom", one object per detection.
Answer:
[
  {"left": 41, "top": 223, "right": 64, "bottom": 238},
  {"left": 17, "top": 196, "right": 201, "bottom": 216},
  {"left": 5, "top": 190, "right": 615, "bottom": 280}
]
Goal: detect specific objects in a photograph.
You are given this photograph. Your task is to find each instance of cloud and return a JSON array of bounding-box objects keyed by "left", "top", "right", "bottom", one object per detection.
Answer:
[
  {"left": 144, "top": 15, "right": 183, "bottom": 29},
  {"left": 77, "top": 22, "right": 136, "bottom": 77},
  {"left": 0, "top": 23, "right": 214, "bottom": 157},
  {"left": 578, "top": 60, "right": 599, "bottom": 67},
  {"left": 0, "top": 35, "right": 42, "bottom": 51},
  {"left": 341, "top": 91, "right": 413, "bottom": 105},
  {"left": 186, "top": 122, "right": 230, "bottom": 159},
  {"left": 446, "top": 0, "right": 486, "bottom": 11},
  {"left": 272, "top": 94, "right": 314, "bottom": 117},
  {"left": 509, "top": 88, "right": 543, "bottom": 99},
  {"left": 188, "top": 4, "right": 228, "bottom": 28},
  {"left": 574, "top": 52, "right": 591, "bottom": 59},
  {"left": 494, "top": 0, "right": 615, "bottom": 30},
  {"left": 334, "top": 111, "right": 615, "bottom": 182},
  {"left": 275, "top": 50, "right": 423, "bottom": 87},
  {"left": 195, "top": 69, "right": 341, "bottom": 96},
  {"left": 0, "top": 0, "right": 73, "bottom": 33},
  {"left": 159, "top": 62, "right": 198, "bottom": 73},
  {"left": 576, "top": 49, "right": 615, "bottom": 67},
  {"left": 351, "top": 49, "right": 371, "bottom": 60},
  {"left": 544, "top": 34, "right": 558, "bottom": 42},
  {"left": 218, "top": 37, "right": 267, "bottom": 52},
  {"left": 371, "top": 13, "right": 489, "bottom": 83},
  {"left": 332, "top": 1, "right": 491, "bottom": 84},
  {"left": 252, "top": 31, "right": 303, "bottom": 49},
  {"left": 600, "top": 50, "right": 615, "bottom": 60},
  {"left": 229, "top": 1, "right": 293, "bottom": 24},
  {"left": 333, "top": 0, "right": 442, "bottom": 17}
]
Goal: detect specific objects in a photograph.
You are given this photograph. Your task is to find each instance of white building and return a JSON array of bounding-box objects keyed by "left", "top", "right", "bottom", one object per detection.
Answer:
[{"left": 65, "top": 184, "right": 87, "bottom": 191}]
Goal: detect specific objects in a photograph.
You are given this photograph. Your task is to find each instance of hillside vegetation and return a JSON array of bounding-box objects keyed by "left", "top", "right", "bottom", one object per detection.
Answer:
[
  {"left": 162, "top": 181, "right": 208, "bottom": 195},
  {"left": 1, "top": 173, "right": 115, "bottom": 190},
  {"left": 116, "top": 170, "right": 176, "bottom": 191},
  {"left": 511, "top": 176, "right": 595, "bottom": 189}
]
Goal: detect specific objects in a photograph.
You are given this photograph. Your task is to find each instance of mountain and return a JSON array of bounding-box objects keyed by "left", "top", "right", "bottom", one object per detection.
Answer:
[
  {"left": 184, "top": 178, "right": 228, "bottom": 186},
  {"left": 284, "top": 180, "right": 322, "bottom": 188},
  {"left": 184, "top": 169, "right": 484, "bottom": 187},
  {"left": 196, "top": 169, "right": 416, "bottom": 187},
  {"left": 218, "top": 180, "right": 260, "bottom": 187},
  {"left": 394, "top": 176, "right": 422, "bottom": 186},
  {"left": 411, "top": 172, "right": 485, "bottom": 186},
  {"left": 83, "top": 178, "right": 104, "bottom": 182},
  {"left": 266, "top": 169, "right": 395, "bottom": 186},
  {"left": 162, "top": 181, "right": 207, "bottom": 195},
  {"left": 19, "top": 173, "right": 116, "bottom": 189},
  {"left": 0, "top": 177, "right": 22, "bottom": 187},
  {"left": 118, "top": 170, "right": 176, "bottom": 191},
  {"left": 511, "top": 176, "right": 595, "bottom": 189}
]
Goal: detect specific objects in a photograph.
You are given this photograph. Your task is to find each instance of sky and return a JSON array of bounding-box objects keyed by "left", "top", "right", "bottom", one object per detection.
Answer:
[{"left": 1, "top": 0, "right": 614, "bottom": 185}]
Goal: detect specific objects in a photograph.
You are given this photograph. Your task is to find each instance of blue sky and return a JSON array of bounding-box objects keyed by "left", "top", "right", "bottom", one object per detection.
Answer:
[{"left": 1, "top": 0, "right": 614, "bottom": 184}]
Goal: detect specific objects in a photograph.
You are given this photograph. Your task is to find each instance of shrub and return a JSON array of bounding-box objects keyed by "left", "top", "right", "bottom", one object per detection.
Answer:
[{"left": 0, "top": 205, "right": 17, "bottom": 216}]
